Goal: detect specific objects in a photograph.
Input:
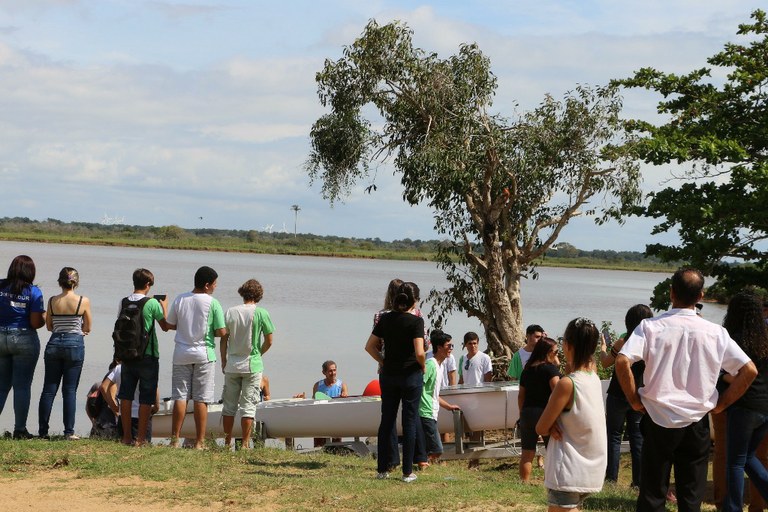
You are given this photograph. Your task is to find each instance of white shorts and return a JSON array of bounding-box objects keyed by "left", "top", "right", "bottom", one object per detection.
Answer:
[{"left": 171, "top": 362, "right": 215, "bottom": 403}]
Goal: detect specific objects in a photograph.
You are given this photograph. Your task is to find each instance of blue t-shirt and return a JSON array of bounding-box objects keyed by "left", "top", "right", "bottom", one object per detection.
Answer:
[{"left": 0, "top": 284, "right": 45, "bottom": 328}]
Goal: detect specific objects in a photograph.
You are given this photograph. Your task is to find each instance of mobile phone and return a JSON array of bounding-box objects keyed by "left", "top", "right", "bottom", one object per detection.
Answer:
[
  {"left": 154, "top": 294, "right": 167, "bottom": 301},
  {"left": 601, "top": 328, "right": 613, "bottom": 346}
]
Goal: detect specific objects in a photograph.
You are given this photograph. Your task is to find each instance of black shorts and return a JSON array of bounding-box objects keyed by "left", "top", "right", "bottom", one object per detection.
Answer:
[
  {"left": 118, "top": 357, "right": 159, "bottom": 405},
  {"left": 519, "top": 406, "right": 548, "bottom": 450}
]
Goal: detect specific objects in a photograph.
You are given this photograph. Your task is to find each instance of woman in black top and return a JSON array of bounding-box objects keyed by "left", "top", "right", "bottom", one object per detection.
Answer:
[
  {"left": 723, "top": 290, "right": 768, "bottom": 512},
  {"left": 600, "top": 304, "right": 652, "bottom": 488},
  {"left": 365, "top": 282, "right": 425, "bottom": 483},
  {"left": 517, "top": 336, "right": 560, "bottom": 483}
]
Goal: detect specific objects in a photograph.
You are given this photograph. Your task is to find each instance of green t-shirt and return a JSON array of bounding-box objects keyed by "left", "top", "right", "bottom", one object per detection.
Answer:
[
  {"left": 224, "top": 303, "right": 275, "bottom": 374},
  {"left": 420, "top": 358, "right": 439, "bottom": 419},
  {"left": 249, "top": 307, "right": 274, "bottom": 373},
  {"left": 141, "top": 297, "right": 164, "bottom": 358},
  {"left": 507, "top": 351, "right": 523, "bottom": 380},
  {"left": 204, "top": 298, "right": 226, "bottom": 362}
]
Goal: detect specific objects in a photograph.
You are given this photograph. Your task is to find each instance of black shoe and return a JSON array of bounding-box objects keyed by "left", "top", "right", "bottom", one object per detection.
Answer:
[{"left": 12, "top": 429, "right": 35, "bottom": 440}]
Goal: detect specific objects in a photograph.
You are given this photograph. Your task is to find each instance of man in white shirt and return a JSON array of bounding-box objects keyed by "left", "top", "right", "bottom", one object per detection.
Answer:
[
  {"left": 458, "top": 332, "right": 492, "bottom": 386},
  {"left": 166, "top": 266, "right": 227, "bottom": 449},
  {"left": 506, "top": 324, "right": 544, "bottom": 381},
  {"left": 616, "top": 267, "right": 756, "bottom": 511}
]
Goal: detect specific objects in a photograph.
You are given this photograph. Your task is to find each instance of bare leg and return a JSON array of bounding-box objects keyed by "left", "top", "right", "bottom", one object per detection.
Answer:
[
  {"left": 171, "top": 399, "right": 187, "bottom": 447},
  {"left": 241, "top": 417, "right": 253, "bottom": 449},
  {"left": 193, "top": 401, "right": 207, "bottom": 449},
  {"left": 519, "top": 449, "right": 535, "bottom": 483},
  {"left": 120, "top": 399, "right": 134, "bottom": 446},
  {"left": 135, "top": 404, "right": 151, "bottom": 446},
  {"left": 223, "top": 415, "right": 234, "bottom": 446}
]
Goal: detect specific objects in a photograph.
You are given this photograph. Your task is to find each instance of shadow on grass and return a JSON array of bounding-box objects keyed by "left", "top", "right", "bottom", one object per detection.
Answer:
[
  {"left": 585, "top": 495, "right": 637, "bottom": 511},
  {"left": 244, "top": 459, "right": 328, "bottom": 471}
]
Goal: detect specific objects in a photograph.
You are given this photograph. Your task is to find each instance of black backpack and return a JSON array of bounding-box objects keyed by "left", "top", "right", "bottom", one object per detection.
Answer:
[{"left": 112, "top": 297, "right": 153, "bottom": 361}]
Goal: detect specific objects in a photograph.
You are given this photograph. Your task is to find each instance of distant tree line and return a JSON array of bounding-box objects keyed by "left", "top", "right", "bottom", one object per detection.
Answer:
[{"left": 0, "top": 216, "right": 672, "bottom": 264}]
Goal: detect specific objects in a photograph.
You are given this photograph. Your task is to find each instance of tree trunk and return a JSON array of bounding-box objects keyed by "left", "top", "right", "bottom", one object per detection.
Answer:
[{"left": 480, "top": 231, "right": 524, "bottom": 361}]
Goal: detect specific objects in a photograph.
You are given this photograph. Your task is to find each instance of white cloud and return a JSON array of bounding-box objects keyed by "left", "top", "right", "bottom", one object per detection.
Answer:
[
  {"left": 0, "top": 0, "right": 762, "bottom": 247},
  {"left": 196, "top": 123, "right": 308, "bottom": 144}
]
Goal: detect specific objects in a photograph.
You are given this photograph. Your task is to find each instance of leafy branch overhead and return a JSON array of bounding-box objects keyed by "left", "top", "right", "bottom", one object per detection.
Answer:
[
  {"left": 615, "top": 9, "right": 768, "bottom": 309},
  {"left": 307, "top": 20, "right": 641, "bottom": 356}
]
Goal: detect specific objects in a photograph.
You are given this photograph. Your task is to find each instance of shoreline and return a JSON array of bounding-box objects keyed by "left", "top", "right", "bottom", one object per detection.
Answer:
[{"left": 0, "top": 234, "right": 676, "bottom": 273}]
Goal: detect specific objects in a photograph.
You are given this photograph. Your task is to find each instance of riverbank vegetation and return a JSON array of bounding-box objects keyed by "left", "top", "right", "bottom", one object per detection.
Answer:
[
  {"left": 0, "top": 217, "right": 676, "bottom": 272},
  {"left": 0, "top": 437, "right": 696, "bottom": 511}
]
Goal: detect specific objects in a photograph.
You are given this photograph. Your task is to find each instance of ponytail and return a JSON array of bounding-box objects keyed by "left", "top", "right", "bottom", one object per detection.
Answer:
[{"left": 393, "top": 282, "right": 420, "bottom": 312}]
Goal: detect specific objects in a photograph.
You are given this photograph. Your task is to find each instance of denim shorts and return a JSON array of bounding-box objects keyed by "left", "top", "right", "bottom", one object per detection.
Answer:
[{"left": 547, "top": 489, "right": 591, "bottom": 508}]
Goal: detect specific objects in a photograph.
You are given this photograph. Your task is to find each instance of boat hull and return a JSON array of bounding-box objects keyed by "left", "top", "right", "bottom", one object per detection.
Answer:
[{"left": 151, "top": 380, "right": 607, "bottom": 439}]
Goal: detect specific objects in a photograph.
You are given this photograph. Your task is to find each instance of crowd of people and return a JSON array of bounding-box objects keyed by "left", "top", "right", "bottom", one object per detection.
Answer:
[
  {"left": 0, "top": 255, "right": 274, "bottom": 450},
  {"left": 3, "top": 254, "right": 768, "bottom": 510},
  {"left": 364, "top": 270, "right": 768, "bottom": 512}
]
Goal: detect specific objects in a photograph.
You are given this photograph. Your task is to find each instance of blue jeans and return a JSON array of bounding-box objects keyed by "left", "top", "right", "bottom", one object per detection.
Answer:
[
  {"left": 724, "top": 406, "right": 768, "bottom": 512},
  {"left": 377, "top": 370, "right": 423, "bottom": 476},
  {"left": 0, "top": 327, "right": 41, "bottom": 432},
  {"left": 38, "top": 333, "right": 84, "bottom": 436},
  {"left": 605, "top": 392, "right": 643, "bottom": 486}
]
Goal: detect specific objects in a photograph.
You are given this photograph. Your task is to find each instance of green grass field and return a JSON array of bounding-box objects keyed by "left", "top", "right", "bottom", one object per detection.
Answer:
[{"left": 0, "top": 437, "right": 715, "bottom": 511}]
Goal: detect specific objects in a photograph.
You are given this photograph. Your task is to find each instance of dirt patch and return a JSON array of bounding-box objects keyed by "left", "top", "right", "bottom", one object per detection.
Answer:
[{"left": 0, "top": 472, "right": 279, "bottom": 512}]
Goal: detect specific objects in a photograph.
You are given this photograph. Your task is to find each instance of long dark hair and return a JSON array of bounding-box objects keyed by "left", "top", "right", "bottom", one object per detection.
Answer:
[
  {"left": 524, "top": 337, "right": 557, "bottom": 370},
  {"left": 393, "top": 282, "right": 419, "bottom": 312},
  {"left": 625, "top": 304, "right": 653, "bottom": 335},
  {"left": 1, "top": 255, "right": 36, "bottom": 295},
  {"left": 563, "top": 317, "right": 599, "bottom": 370},
  {"left": 723, "top": 290, "right": 768, "bottom": 360}
]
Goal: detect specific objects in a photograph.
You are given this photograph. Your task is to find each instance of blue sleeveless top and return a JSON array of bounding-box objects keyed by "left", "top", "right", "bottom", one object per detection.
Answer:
[{"left": 316, "top": 379, "right": 343, "bottom": 398}]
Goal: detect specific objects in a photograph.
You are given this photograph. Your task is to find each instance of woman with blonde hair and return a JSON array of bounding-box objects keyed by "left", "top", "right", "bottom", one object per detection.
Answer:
[{"left": 38, "top": 267, "right": 92, "bottom": 439}]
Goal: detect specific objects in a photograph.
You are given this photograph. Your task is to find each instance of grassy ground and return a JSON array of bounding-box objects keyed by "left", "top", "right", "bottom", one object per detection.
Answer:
[{"left": 0, "top": 437, "right": 711, "bottom": 511}]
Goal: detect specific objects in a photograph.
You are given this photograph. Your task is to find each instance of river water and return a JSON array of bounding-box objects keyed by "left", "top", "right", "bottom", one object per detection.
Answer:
[{"left": 0, "top": 240, "right": 726, "bottom": 436}]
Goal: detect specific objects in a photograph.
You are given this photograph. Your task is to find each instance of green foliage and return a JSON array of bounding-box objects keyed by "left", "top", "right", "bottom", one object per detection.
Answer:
[
  {"left": 616, "top": 9, "right": 768, "bottom": 309},
  {"left": 307, "top": 20, "right": 641, "bottom": 355}
]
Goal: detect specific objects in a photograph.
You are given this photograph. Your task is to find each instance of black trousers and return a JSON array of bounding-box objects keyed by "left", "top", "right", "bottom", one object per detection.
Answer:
[{"left": 637, "top": 414, "right": 710, "bottom": 512}]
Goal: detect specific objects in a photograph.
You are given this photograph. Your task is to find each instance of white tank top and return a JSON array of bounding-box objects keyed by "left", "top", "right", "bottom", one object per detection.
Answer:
[{"left": 544, "top": 370, "right": 607, "bottom": 493}]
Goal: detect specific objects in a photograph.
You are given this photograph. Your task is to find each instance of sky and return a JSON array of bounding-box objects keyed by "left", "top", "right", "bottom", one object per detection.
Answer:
[{"left": 0, "top": 0, "right": 763, "bottom": 251}]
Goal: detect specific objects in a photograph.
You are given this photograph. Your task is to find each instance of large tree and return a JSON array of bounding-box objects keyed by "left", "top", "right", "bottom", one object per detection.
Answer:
[
  {"left": 617, "top": 9, "right": 768, "bottom": 308},
  {"left": 306, "top": 21, "right": 640, "bottom": 357}
]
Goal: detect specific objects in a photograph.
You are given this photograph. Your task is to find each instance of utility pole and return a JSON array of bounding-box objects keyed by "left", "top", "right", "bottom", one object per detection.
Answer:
[{"left": 291, "top": 204, "right": 301, "bottom": 238}]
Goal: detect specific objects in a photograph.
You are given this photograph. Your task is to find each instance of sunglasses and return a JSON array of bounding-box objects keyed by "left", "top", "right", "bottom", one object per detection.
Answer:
[{"left": 465, "top": 359, "right": 470, "bottom": 371}]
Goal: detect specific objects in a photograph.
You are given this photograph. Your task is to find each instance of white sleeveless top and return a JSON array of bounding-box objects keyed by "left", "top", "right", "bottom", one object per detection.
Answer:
[{"left": 544, "top": 370, "right": 607, "bottom": 493}]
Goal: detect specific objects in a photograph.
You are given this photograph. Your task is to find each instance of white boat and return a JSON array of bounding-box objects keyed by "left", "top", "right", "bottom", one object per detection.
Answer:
[
  {"left": 152, "top": 380, "right": 609, "bottom": 440},
  {"left": 151, "top": 399, "right": 232, "bottom": 439},
  {"left": 152, "top": 382, "right": 520, "bottom": 439},
  {"left": 438, "top": 382, "right": 519, "bottom": 432}
]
